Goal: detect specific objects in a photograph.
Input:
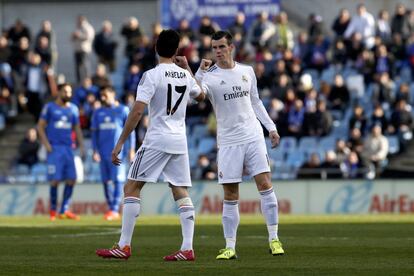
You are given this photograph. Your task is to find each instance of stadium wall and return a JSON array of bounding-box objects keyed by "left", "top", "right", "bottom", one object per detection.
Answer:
[{"left": 1, "top": 180, "right": 413, "bottom": 216}]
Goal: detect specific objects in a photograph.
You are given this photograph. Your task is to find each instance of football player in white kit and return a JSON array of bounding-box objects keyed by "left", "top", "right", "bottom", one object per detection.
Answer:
[
  {"left": 96, "top": 29, "right": 204, "bottom": 261},
  {"left": 195, "top": 31, "right": 285, "bottom": 259}
]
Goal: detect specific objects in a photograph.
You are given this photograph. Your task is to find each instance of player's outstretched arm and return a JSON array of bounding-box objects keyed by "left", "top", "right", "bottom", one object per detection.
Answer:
[{"left": 111, "top": 101, "right": 146, "bottom": 166}]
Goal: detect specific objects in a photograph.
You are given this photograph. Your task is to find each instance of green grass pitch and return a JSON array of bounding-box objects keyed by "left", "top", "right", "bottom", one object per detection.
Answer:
[{"left": 1, "top": 215, "right": 413, "bottom": 275}]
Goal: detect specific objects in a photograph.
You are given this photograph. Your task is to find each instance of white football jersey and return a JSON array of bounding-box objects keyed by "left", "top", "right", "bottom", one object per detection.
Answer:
[
  {"left": 197, "top": 62, "right": 276, "bottom": 147},
  {"left": 136, "top": 63, "right": 201, "bottom": 154}
]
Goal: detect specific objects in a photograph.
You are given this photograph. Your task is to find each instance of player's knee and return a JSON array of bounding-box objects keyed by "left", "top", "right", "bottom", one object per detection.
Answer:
[{"left": 123, "top": 180, "right": 144, "bottom": 197}]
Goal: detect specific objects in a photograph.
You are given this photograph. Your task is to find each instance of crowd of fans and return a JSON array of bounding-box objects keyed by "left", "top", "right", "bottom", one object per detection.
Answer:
[{"left": 2, "top": 2, "right": 414, "bottom": 182}]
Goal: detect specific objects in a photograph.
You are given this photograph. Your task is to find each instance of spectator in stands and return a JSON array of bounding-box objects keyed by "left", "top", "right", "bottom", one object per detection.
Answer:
[
  {"left": 293, "top": 32, "right": 309, "bottom": 62},
  {"left": 287, "top": 99, "right": 305, "bottom": 138},
  {"left": 374, "top": 44, "right": 393, "bottom": 77},
  {"left": 94, "top": 20, "right": 118, "bottom": 72},
  {"left": 344, "top": 4, "right": 376, "bottom": 49},
  {"left": 0, "top": 86, "right": 11, "bottom": 117},
  {"left": 9, "top": 36, "right": 30, "bottom": 75},
  {"left": 388, "top": 99, "right": 413, "bottom": 143},
  {"left": 320, "top": 150, "right": 341, "bottom": 178},
  {"left": 407, "top": 34, "right": 414, "bottom": 79},
  {"left": 355, "top": 49, "right": 375, "bottom": 84},
  {"left": 186, "top": 100, "right": 212, "bottom": 131},
  {"left": 197, "top": 35, "right": 212, "bottom": 60},
  {"left": 390, "top": 4, "right": 410, "bottom": 39},
  {"left": 72, "top": 77, "right": 99, "bottom": 107},
  {"left": 341, "top": 151, "right": 363, "bottom": 179},
  {"left": 16, "top": 127, "right": 40, "bottom": 168},
  {"left": 176, "top": 19, "right": 195, "bottom": 41},
  {"left": 346, "top": 32, "right": 365, "bottom": 62},
  {"left": 349, "top": 105, "right": 368, "bottom": 135},
  {"left": 254, "top": 62, "right": 272, "bottom": 92},
  {"left": 308, "top": 14, "right": 324, "bottom": 43},
  {"left": 298, "top": 152, "right": 322, "bottom": 179},
  {"left": 328, "top": 74, "right": 350, "bottom": 112},
  {"left": 25, "top": 52, "right": 47, "bottom": 121},
  {"left": 348, "top": 127, "right": 364, "bottom": 156},
  {"left": 7, "top": 19, "right": 31, "bottom": 46},
  {"left": 199, "top": 16, "right": 219, "bottom": 37},
  {"left": 388, "top": 33, "right": 406, "bottom": 74},
  {"left": 335, "top": 138, "right": 351, "bottom": 163},
  {"left": 72, "top": 15, "right": 95, "bottom": 83},
  {"left": 313, "top": 100, "right": 333, "bottom": 137},
  {"left": 376, "top": 10, "right": 391, "bottom": 43},
  {"left": 35, "top": 20, "right": 57, "bottom": 69},
  {"left": 395, "top": 82, "right": 411, "bottom": 103},
  {"left": 332, "top": 39, "right": 348, "bottom": 66},
  {"left": 91, "top": 63, "right": 111, "bottom": 89},
  {"left": 272, "top": 73, "right": 291, "bottom": 100},
  {"left": 361, "top": 124, "right": 389, "bottom": 177},
  {"left": 193, "top": 154, "right": 216, "bottom": 180},
  {"left": 123, "top": 63, "right": 142, "bottom": 97},
  {"left": 34, "top": 35, "right": 52, "bottom": 67},
  {"left": 270, "top": 11, "right": 294, "bottom": 51},
  {"left": 121, "top": 16, "right": 143, "bottom": 64},
  {"left": 228, "top": 12, "right": 246, "bottom": 39},
  {"left": 247, "top": 11, "right": 274, "bottom": 48},
  {"left": 0, "top": 36, "right": 11, "bottom": 65},
  {"left": 370, "top": 104, "right": 389, "bottom": 133},
  {"left": 306, "top": 34, "right": 330, "bottom": 73},
  {"left": 332, "top": 8, "right": 351, "bottom": 40},
  {"left": 372, "top": 72, "right": 395, "bottom": 109}
]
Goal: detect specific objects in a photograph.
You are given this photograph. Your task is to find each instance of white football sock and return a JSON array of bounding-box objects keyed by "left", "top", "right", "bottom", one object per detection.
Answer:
[
  {"left": 118, "top": 197, "right": 140, "bottom": 248},
  {"left": 260, "top": 188, "right": 279, "bottom": 241},
  {"left": 177, "top": 197, "right": 195, "bottom": 251},
  {"left": 222, "top": 200, "right": 239, "bottom": 250}
]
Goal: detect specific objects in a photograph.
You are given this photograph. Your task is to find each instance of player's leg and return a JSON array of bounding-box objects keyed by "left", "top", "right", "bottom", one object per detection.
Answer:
[
  {"left": 99, "top": 157, "right": 113, "bottom": 217},
  {"left": 46, "top": 148, "right": 62, "bottom": 221},
  {"left": 96, "top": 147, "right": 169, "bottom": 259},
  {"left": 59, "top": 148, "right": 79, "bottom": 220},
  {"left": 108, "top": 160, "right": 126, "bottom": 220},
  {"left": 216, "top": 145, "right": 244, "bottom": 260},
  {"left": 246, "top": 140, "right": 284, "bottom": 255},
  {"left": 118, "top": 179, "right": 145, "bottom": 248},
  {"left": 49, "top": 180, "right": 59, "bottom": 221},
  {"left": 96, "top": 179, "right": 144, "bottom": 260},
  {"left": 163, "top": 153, "right": 195, "bottom": 261}
]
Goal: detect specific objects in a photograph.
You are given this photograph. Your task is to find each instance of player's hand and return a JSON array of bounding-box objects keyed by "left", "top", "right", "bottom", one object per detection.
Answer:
[
  {"left": 269, "top": 130, "right": 280, "bottom": 148},
  {"left": 200, "top": 59, "right": 212, "bottom": 70},
  {"left": 111, "top": 144, "right": 123, "bottom": 166},
  {"left": 93, "top": 151, "right": 101, "bottom": 162},
  {"left": 174, "top": 56, "right": 189, "bottom": 69}
]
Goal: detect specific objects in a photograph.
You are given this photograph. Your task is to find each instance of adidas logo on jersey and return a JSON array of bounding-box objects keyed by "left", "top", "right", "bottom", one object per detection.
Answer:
[{"left": 220, "top": 80, "right": 226, "bottom": 85}]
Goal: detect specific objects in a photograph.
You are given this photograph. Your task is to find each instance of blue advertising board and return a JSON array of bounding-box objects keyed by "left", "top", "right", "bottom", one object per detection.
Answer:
[{"left": 160, "top": 0, "right": 280, "bottom": 30}]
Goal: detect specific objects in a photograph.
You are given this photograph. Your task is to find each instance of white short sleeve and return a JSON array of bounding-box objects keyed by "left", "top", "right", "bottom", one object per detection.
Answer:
[{"left": 136, "top": 71, "right": 156, "bottom": 104}]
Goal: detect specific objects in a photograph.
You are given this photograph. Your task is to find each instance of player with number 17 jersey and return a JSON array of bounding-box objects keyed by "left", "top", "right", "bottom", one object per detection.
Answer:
[{"left": 136, "top": 63, "right": 201, "bottom": 154}]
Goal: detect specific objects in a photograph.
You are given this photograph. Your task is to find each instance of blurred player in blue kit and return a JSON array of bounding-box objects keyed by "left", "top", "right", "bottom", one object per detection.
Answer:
[
  {"left": 91, "top": 86, "right": 135, "bottom": 221},
  {"left": 37, "top": 83, "right": 84, "bottom": 221}
]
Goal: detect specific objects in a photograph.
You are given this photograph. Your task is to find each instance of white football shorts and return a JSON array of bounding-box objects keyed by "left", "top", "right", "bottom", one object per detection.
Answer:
[
  {"left": 217, "top": 138, "right": 270, "bottom": 184},
  {"left": 128, "top": 147, "right": 192, "bottom": 187}
]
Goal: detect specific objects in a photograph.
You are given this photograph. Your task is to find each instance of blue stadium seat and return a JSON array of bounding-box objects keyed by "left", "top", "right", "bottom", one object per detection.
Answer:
[
  {"left": 346, "top": 74, "right": 365, "bottom": 100},
  {"left": 387, "top": 135, "right": 400, "bottom": 155},
  {"left": 31, "top": 163, "right": 48, "bottom": 183},
  {"left": 279, "top": 136, "right": 297, "bottom": 152},
  {"left": 319, "top": 135, "right": 337, "bottom": 152},
  {"left": 197, "top": 137, "right": 216, "bottom": 155},
  {"left": 15, "top": 164, "right": 30, "bottom": 175},
  {"left": 320, "top": 66, "right": 336, "bottom": 84},
  {"left": 298, "top": 136, "right": 318, "bottom": 151},
  {"left": 286, "top": 150, "right": 305, "bottom": 168},
  {"left": 192, "top": 124, "right": 209, "bottom": 140},
  {"left": 272, "top": 163, "right": 293, "bottom": 180},
  {"left": 268, "top": 147, "right": 285, "bottom": 166}
]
